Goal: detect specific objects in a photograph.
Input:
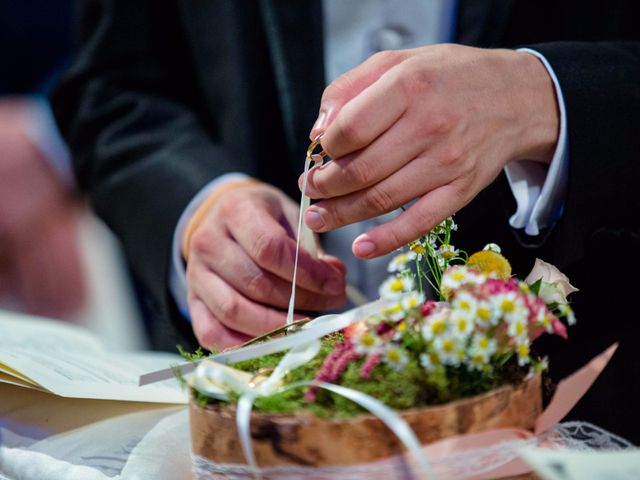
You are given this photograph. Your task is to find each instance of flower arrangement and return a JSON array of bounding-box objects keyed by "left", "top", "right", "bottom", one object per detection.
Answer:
[{"left": 187, "top": 216, "right": 578, "bottom": 418}]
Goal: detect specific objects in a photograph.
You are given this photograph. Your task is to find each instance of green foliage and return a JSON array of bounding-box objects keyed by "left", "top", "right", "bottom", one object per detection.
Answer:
[{"left": 196, "top": 335, "right": 528, "bottom": 419}]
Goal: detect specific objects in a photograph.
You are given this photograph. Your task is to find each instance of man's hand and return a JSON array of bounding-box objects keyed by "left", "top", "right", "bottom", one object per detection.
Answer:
[
  {"left": 301, "top": 44, "right": 559, "bottom": 258},
  {"left": 184, "top": 183, "right": 346, "bottom": 350},
  {"left": 0, "top": 98, "right": 86, "bottom": 318}
]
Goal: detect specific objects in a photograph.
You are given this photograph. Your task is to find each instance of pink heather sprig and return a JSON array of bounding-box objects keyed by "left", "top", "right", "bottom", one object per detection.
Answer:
[
  {"left": 359, "top": 353, "right": 383, "bottom": 379},
  {"left": 305, "top": 341, "right": 361, "bottom": 402}
]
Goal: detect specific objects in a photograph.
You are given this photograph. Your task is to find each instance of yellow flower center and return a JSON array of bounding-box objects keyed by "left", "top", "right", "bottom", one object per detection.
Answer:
[
  {"left": 459, "top": 300, "right": 471, "bottom": 311},
  {"left": 429, "top": 352, "right": 441, "bottom": 365},
  {"left": 442, "top": 339, "right": 455, "bottom": 353},
  {"left": 397, "top": 322, "right": 407, "bottom": 332},
  {"left": 361, "top": 334, "right": 376, "bottom": 347},
  {"left": 406, "top": 298, "right": 418, "bottom": 308},
  {"left": 439, "top": 244, "right": 455, "bottom": 259},
  {"left": 477, "top": 307, "right": 491, "bottom": 321},
  {"left": 409, "top": 242, "right": 426, "bottom": 255},
  {"left": 387, "top": 350, "right": 401, "bottom": 363},
  {"left": 518, "top": 343, "right": 530, "bottom": 358},
  {"left": 479, "top": 337, "right": 490, "bottom": 349},
  {"left": 390, "top": 278, "right": 404, "bottom": 292},
  {"left": 452, "top": 271, "right": 465, "bottom": 281},
  {"left": 501, "top": 299, "right": 515, "bottom": 313},
  {"left": 515, "top": 321, "right": 525, "bottom": 336},
  {"left": 432, "top": 320, "right": 446, "bottom": 335},
  {"left": 456, "top": 318, "right": 468, "bottom": 332},
  {"left": 472, "top": 353, "right": 485, "bottom": 364}
]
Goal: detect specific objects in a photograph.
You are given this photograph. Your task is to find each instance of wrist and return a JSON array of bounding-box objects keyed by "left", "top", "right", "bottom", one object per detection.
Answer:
[{"left": 506, "top": 49, "right": 560, "bottom": 165}]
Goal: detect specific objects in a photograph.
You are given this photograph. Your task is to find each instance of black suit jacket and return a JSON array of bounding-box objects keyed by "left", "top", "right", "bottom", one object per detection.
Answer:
[{"left": 52, "top": 0, "right": 640, "bottom": 441}]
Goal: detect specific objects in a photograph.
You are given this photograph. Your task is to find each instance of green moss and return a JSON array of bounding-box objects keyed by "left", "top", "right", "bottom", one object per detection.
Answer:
[{"left": 194, "top": 335, "right": 529, "bottom": 419}]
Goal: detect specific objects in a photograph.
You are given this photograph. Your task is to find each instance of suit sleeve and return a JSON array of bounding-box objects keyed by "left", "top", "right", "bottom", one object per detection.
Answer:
[
  {"left": 523, "top": 41, "right": 640, "bottom": 266},
  {"left": 51, "top": 0, "right": 236, "bottom": 350}
]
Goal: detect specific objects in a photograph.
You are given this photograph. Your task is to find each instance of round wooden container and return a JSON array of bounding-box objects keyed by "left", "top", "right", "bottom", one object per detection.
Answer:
[{"left": 190, "top": 373, "right": 542, "bottom": 467}]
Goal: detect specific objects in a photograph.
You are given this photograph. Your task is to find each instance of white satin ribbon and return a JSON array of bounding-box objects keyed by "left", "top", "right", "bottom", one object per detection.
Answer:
[{"left": 286, "top": 153, "right": 317, "bottom": 325}]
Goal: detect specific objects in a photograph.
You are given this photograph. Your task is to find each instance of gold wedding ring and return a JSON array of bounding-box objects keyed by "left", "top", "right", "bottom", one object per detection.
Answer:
[{"left": 307, "top": 134, "right": 327, "bottom": 161}]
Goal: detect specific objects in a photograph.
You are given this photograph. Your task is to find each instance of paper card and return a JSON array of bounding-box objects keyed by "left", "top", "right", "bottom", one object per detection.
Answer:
[{"left": 519, "top": 446, "right": 640, "bottom": 480}]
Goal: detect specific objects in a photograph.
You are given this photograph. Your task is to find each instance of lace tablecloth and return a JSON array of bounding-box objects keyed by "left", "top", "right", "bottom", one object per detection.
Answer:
[{"left": 0, "top": 399, "right": 633, "bottom": 480}]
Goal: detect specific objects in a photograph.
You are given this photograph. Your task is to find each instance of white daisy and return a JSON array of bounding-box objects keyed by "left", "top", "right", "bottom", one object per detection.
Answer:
[
  {"left": 402, "top": 291, "right": 425, "bottom": 311},
  {"left": 353, "top": 331, "right": 382, "bottom": 355},
  {"left": 433, "top": 335, "right": 464, "bottom": 367},
  {"left": 421, "top": 309, "right": 449, "bottom": 341},
  {"left": 492, "top": 292, "right": 527, "bottom": 323},
  {"left": 387, "top": 251, "right": 417, "bottom": 273},
  {"left": 383, "top": 344, "right": 409, "bottom": 371},
  {"left": 420, "top": 351, "right": 441, "bottom": 372},
  {"left": 451, "top": 291, "right": 478, "bottom": 319},
  {"left": 507, "top": 314, "right": 528, "bottom": 340},
  {"left": 451, "top": 310, "right": 474, "bottom": 337},
  {"left": 378, "top": 275, "right": 414, "bottom": 299},
  {"left": 471, "top": 334, "right": 497, "bottom": 358},
  {"left": 516, "top": 338, "right": 531, "bottom": 366},
  {"left": 475, "top": 299, "right": 499, "bottom": 327}
]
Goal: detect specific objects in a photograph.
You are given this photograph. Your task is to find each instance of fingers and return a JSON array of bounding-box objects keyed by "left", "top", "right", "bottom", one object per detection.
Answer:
[
  {"left": 188, "top": 261, "right": 289, "bottom": 338},
  {"left": 189, "top": 296, "right": 252, "bottom": 350},
  {"left": 228, "top": 200, "right": 346, "bottom": 296},
  {"left": 301, "top": 115, "right": 430, "bottom": 200},
  {"left": 351, "top": 184, "right": 470, "bottom": 259},
  {"left": 310, "top": 50, "right": 407, "bottom": 141},
  {"left": 193, "top": 236, "right": 345, "bottom": 311},
  {"left": 319, "top": 64, "right": 409, "bottom": 160}
]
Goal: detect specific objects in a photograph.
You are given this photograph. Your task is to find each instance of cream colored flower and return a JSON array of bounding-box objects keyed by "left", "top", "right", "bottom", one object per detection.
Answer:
[{"left": 525, "top": 258, "right": 578, "bottom": 303}]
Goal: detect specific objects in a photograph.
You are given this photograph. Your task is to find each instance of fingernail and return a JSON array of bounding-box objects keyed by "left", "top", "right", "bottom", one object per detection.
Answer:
[
  {"left": 353, "top": 235, "right": 376, "bottom": 258},
  {"left": 305, "top": 208, "right": 325, "bottom": 230},
  {"left": 310, "top": 110, "right": 327, "bottom": 137}
]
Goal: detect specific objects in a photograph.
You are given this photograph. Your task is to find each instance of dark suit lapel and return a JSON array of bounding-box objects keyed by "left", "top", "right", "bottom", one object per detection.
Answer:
[
  {"left": 259, "top": 0, "right": 325, "bottom": 164},
  {"left": 455, "top": 0, "right": 514, "bottom": 47}
]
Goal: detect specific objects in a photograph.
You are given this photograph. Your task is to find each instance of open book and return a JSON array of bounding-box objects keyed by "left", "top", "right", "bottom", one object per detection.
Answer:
[{"left": 0, "top": 309, "right": 187, "bottom": 404}]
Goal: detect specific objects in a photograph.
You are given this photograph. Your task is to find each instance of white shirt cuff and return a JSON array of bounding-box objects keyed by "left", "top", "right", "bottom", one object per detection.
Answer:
[
  {"left": 168, "top": 173, "right": 251, "bottom": 320},
  {"left": 504, "top": 48, "right": 569, "bottom": 236}
]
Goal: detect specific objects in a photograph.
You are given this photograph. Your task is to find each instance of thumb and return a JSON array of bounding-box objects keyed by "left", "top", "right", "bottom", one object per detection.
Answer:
[{"left": 309, "top": 50, "right": 406, "bottom": 141}]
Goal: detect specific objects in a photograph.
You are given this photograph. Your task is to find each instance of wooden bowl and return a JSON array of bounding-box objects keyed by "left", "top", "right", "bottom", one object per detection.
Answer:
[{"left": 190, "top": 373, "right": 542, "bottom": 467}]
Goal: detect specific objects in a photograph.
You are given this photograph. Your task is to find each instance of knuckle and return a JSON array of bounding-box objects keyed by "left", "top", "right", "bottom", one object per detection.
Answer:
[
  {"left": 412, "top": 207, "right": 439, "bottom": 233},
  {"left": 252, "top": 232, "right": 281, "bottom": 264},
  {"left": 342, "top": 158, "right": 372, "bottom": 186},
  {"left": 190, "top": 229, "right": 212, "bottom": 257},
  {"left": 323, "top": 201, "right": 347, "bottom": 228},
  {"left": 217, "top": 295, "right": 240, "bottom": 323},
  {"left": 193, "top": 317, "right": 221, "bottom": 350},
  {"left": 399, "top": 66, "right": 433, "bottom": 97},
  {"left": 335, "top": 114, "right": 367, "bottom": 149},
  {"left": 439, "top": 144, "right": 465, "bottom": 169},
  {"left": 363, "top": 185, "right": 395, "bottom": 213},
  {"left": 307, "top": 169, "right": 330, "bottom": 198},
  {"left": 245, "top": 270, "right": 273, "bottom": 299}
]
